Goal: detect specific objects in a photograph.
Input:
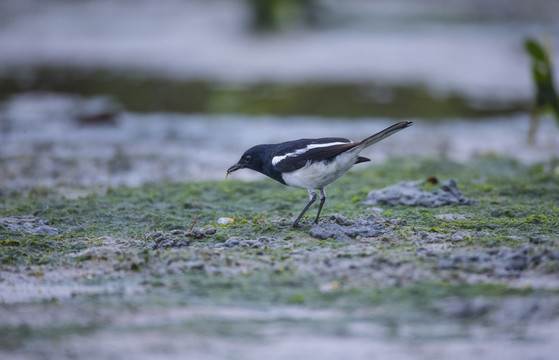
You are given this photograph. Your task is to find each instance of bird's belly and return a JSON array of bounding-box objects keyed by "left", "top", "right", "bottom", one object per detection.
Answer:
[{"left": 281, "top": 152, "right": 358, "bottom": 189}]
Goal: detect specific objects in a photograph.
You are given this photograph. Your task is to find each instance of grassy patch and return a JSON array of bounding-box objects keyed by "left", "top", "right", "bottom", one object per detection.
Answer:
[{"left": 1, "top": 156, "right": 558, "bottom": 265}]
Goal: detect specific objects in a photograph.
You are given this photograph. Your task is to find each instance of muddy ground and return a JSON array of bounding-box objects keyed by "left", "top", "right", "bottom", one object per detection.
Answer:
[{"left": 1, "top": 110, "right": 559, "bottom": 358}]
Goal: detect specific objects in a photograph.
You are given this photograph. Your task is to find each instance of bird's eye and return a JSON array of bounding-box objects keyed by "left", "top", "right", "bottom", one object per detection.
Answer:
[{"left": 244, "top": 154, "right": 252, "bottom": 162}]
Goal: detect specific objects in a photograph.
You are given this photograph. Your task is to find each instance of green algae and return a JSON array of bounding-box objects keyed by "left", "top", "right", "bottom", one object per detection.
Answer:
[{"left": 1, "top": 156, "right": 558, "bottom": 266}]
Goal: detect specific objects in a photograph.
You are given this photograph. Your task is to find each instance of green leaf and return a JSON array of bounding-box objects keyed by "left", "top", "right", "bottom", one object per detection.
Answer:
[{"left": 524, "top": 39, "right": 549, "bottom": 63}]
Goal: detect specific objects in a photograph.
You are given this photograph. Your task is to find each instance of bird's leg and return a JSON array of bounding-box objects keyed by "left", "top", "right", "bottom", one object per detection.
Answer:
[
  {"left": 292, "top": 189, "right": 317, "bottom": 227},
  {"left": 313, "top": 188, "right": 326, "bottom": 224}
]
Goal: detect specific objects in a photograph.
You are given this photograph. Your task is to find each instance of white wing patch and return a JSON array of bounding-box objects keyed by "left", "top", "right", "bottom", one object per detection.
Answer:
[
  {"left": 271, "top": 141, "right": 350, "bottom": 166},
  {"left": 305, "top": 141, "right": 350, "bottom": 150}
]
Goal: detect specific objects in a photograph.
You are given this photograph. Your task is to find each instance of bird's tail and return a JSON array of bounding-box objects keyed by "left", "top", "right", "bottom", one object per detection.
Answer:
[{"left": 354, "top": 121, "right": 413, "bottom": 151}]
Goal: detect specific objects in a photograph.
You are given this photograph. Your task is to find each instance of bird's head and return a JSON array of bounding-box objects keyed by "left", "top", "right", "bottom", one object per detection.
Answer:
[{"left": 226, "top": 145, "right": 266, "bottom": 178}]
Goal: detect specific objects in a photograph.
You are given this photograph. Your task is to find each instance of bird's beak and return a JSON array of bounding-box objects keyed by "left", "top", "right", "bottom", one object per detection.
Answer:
[
  {"left": 227, "top": 163, "right": 245, "bottom": 174},
  {"left": 225, "top": 162, "right": 244, "bottom": 180}
]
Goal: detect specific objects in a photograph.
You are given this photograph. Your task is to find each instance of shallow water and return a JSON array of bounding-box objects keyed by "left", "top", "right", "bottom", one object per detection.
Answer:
[{"left": 1, "top": 93, "right": 558, "bottom": 190}]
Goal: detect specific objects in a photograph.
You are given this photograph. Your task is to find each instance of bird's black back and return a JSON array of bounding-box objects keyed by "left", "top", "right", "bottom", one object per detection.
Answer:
[
  {"left": 241, "top": 137, "right": 360, "bottom": 183},
  {"left": 271, "top": 138, "right": 356, "bottom": 173}
]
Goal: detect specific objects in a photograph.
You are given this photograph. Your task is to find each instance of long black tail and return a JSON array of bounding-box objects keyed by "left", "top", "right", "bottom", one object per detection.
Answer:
[{"left": 355, "top": 121, "right": 413, "bottom": 151}]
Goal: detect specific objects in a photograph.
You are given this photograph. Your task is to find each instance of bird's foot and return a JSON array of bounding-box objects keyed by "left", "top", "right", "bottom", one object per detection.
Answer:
[{"left": 292, "top": 220, "right": 320, "bottom": 228}]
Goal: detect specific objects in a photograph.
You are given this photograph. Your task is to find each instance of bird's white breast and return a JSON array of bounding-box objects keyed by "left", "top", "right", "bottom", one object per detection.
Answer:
[{"left": 281, "top": 150, "right": 359, "bottom": 189}]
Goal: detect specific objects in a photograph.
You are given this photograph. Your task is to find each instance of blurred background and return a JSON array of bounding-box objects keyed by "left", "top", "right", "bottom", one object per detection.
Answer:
[{"left": 1, "top": 0, "right": 558, "bottom": 189}]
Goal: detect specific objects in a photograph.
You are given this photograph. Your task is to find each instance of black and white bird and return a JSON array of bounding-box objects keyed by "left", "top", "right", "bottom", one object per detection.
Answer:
[{"left": 227, "top": 121, "right": 413, "bottom": 227}]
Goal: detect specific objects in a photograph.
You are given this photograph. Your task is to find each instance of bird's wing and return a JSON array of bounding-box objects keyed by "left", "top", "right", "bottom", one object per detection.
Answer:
[{"left": 272, "top": 138, "right": 356, "bottom": 173}]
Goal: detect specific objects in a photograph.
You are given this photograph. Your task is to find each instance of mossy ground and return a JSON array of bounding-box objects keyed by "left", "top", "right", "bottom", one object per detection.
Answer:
[
  {"left": 1, "top": 156, "right": 559, "bottom": 354},
  {"left": 2, "top": 156, "right": 558, "bottom": 257}
]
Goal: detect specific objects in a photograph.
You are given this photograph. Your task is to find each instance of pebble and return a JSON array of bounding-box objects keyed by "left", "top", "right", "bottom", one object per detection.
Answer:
[
  {"left": 217, "top": 237, "right": 288, "bottom": 249},
  {"left": 150, "top": 227, "right": 216, "bottom": 249},
  {"left": 217, "top": 217, "right": 234, "bottom": 225},
  {"left": 435, "top": 214, "right": 474, "bottom": 221}
]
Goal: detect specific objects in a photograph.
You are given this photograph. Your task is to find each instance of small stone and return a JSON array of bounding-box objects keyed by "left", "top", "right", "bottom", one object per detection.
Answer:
[
  {"left": 204, "top": 227, "right": 217, "bottom": 235},
  {"left": 224, "top": 238, "right": 240, "bottom": 247},
  {"left": 389, "top": 217, "right": 407, "bottom": 226},
  {"left": 152, "top": 236, "right": 171, "bottom": 249},
  {"left": 319, "top": 281, "right": 340, "bottom": 293},
  {"left": 218, "top": 236, "right": 286, "bottom": 249},
  {"left": 450, "top": 231, "right": 471, "bottom": 242},
  {"left": 364, "top": 212, "right": 386, "bottom": 223},
  {"left": 185, "top": 229, "right": 206, "bottom": 239},
  {"left": 241, "top": 240, "right": 262, "bottom": 248},
  {"left": 435, "top": 214, "right": 473, "bottom": 221},
  {"left": 217, "top": 217, "right": 234, "bottom": 225},
  {"left": 329, "top": 214, "right": 354, "bottom": 226},
  {"left": 152, "top": 234, "right": 190, "bottom": 249},
  {"left": 147, "top": 231, "right": 164, "bottom": 240}
]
